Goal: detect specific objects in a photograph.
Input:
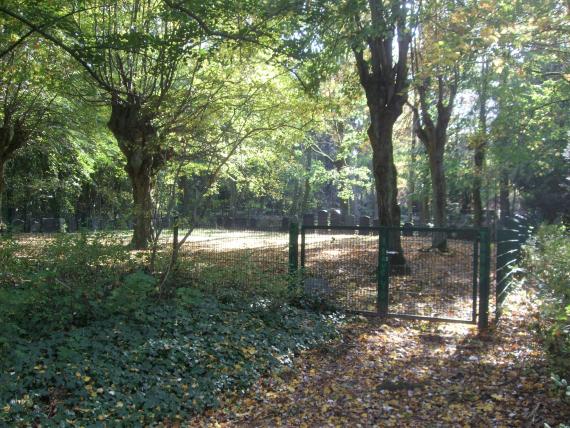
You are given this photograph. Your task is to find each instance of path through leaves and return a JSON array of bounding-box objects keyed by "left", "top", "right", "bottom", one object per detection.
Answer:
[{"left": 191, "top": 290, "right": 569, "bottom": 427}]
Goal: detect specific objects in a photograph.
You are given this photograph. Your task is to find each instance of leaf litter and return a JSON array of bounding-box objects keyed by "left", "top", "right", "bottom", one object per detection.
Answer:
[{"left": 189, "top": 288, "right": 570, "bottom": 427}]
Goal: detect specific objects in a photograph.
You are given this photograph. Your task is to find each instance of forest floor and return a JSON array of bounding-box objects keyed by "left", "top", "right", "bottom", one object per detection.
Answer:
[{"left": 190, "top": 287, "right": 570, "bottom": 427}]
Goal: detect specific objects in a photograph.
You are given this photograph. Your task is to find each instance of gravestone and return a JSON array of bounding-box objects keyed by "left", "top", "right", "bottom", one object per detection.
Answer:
[
  {"left": 11, "top": 218, "right": 25, "bottom": 232},
  {"left": 67, "top": 217, "right": 78, "bottom": 233},
  {"left": 234, "top": 217, "right": 247, "bottom": 229},
  {"left": 160, "top": 217, "right": 171, "bottom": 229},
  {"left": 41, "top": 218, "right": 65, "bottom": 233},
  {"left": 303, "top": 277, "right": 332, "bottom": 298},
  {"left": 330, "top": 209, "right": 342, "bottom": 227},
  {"left": 403, "top": 222, "right": 413, "bottom": 237},
  {"left": 30, "top": 220, "right": 41, "bottom": 233},
  {"left": 317, "top": 210, "right": 328, "bottom": 234},
  {"left": 249, "top": 217, "right": 258, "bottom": 229},
  {"left": 223, "top": 217, "right": 234, "bottom": 229},
  {"left": 358, "top": 215, "right": 370, "bottom": 235},
  {"left": 302, "top": 213, "right": 315, "bottom": 227}
]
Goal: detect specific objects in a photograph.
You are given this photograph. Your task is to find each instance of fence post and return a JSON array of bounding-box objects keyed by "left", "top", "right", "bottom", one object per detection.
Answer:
[
  {"left": 378, "top": 228, "right": 389, "bottom": 317},
  {"left": 478, "top": 227, "right": 491, "bottom": 331},
  {"left": 288, "top": 222, "right": 299, "bottom": 291}
]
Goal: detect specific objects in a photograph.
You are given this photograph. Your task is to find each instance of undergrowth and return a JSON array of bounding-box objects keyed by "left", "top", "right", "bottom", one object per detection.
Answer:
[
  {"left": 0, "top": 234, "right": 342, "bottom": 425},
  {"left": 524, "top": 224, "right": 570, "bottom": 399}
]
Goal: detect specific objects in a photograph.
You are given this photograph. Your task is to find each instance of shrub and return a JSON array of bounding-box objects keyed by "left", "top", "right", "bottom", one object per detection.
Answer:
[
  {"left": 0, "top": 233, "right": 149, "bottom": 352},
  {"left": 525, "top": 224, "right": 570, "bottom": 378}
]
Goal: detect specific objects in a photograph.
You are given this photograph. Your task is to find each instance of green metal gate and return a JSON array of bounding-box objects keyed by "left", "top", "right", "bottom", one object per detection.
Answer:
[{"left": 296, "top": 225, "right": 491, "bottom": 329}]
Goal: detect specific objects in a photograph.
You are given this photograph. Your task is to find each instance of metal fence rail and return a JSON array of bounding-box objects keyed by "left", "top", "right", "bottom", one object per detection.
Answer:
[
  {"left": 298, "top": 225, "right": 491, "bottom": 329},
  {"left": 2, "top": 222, "right": 495, "bottom": 329},
  {"left": 177, "top": 226, "right": 290, "bottom": 293}
]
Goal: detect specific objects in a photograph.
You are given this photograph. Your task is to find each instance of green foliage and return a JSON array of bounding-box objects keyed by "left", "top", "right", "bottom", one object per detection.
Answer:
[
  {"left": 0, "top": 233, "right": 142, "bottom": 348},
  {"left": 525, "top": 225, "right": 570, "bottom": 378},
  {"left": 106, "top": 270, "right": 156, "bottom": 314},
  {"left": 0, "top": 289, "right": 341, "bottom": 425}
]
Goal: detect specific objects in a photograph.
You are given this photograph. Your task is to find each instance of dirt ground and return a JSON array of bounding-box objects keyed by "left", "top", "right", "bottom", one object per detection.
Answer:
[{"left": 188, "top": 287, "right": 569, "bottom": 428}]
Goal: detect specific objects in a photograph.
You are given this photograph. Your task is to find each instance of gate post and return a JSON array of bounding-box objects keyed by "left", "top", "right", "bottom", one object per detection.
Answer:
[
  {"left": 478, "top": 227, "right": 491, "bottom": 331},
  {"left": 378, "top": 228, "right": 389, "bottom": 317},
  {"left": 288, "top": 222, "right": 299, "bottom": 291}
]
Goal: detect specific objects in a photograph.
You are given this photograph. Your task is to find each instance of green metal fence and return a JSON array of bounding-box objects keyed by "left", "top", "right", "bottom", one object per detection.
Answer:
[{"left": 297, "top": 224, "right": 492, "bottom": 330}]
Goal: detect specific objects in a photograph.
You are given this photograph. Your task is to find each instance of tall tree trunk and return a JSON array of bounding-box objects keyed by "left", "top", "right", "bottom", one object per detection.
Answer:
[
  {"left": 427, "top": 143, "right": 448, "bottom": 250},
  {"left": 473, "top": 60, "right": 489, "bottom": 228},
  {"left": 351, "top": 0, "right": 411, "bottom": 268},
  {"left": 473, "top": 145, "right": 485, "bottom": 228},
  {"left": 407, "top": 114, "right": 417, "bottom": 223},
  {"left": 179, "top": 175, "right": 192, "bottom": 217},
  {"left": 108, "top": 100, "right": 163, "bottom": 250},
  {"left": 0, "top": 125, "right": 26, "bottom": 230},
  {"left": 129, "top": 166, "right": 154, "bottom": 249},
  {"left": 420, "top": 194, "right": 430, "bottom": 225},
  {"left": 369, "top": 113, "right": 405, "bottom": 265},
  {"left": 413, "top": 72, "right": 457, "bottom": 249},
  {"left": 0, "top": 158, "right": 5, "bottom": 229},
  {"left": 499, "top": 171, "right": 510, "bottom": 222}
]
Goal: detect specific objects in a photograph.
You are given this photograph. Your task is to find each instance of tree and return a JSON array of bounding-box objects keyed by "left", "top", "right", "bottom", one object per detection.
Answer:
[
  {"left": 0, "top": 35, "right": 61, "bottom": 229},
  {"left": 409, "top": 2, "right": 466, "bottom": 249},
  {"left": 350, "top": 0, "right": 413, "bottom": 264},
  {"left": 0, "top": 0, "right": 265, "bottom": 248}
]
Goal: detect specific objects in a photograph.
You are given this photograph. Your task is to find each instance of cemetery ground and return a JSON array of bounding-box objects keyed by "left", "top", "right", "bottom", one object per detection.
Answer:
[
  {"left": 0, "top": 231, "right": 568, "bottom": 426},
  {"left": 194, "top": 287, "right": 570, "bottom": 427}
]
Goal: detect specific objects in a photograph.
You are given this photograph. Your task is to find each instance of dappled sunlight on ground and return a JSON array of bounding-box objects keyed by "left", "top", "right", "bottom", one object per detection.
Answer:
[{"left": 189, "top": 287, "right": 569, "bottom": 427}]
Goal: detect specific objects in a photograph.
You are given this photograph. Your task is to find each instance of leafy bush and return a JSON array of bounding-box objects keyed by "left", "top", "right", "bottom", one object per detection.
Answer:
[
  {"left": 0, "top": 293, "right": 341, "bottom": 425},
  {"left": 525, "top": 224, "right": 570, "bottom": 378},
  {"left": 0, "top": 233, "right": 147, "bottom": 351}
]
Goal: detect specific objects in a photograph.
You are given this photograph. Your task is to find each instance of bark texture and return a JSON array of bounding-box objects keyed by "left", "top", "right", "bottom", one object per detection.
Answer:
[
  {"left": 107, "top": 99, "right": 167, "bottom": 249},
  {"left": 0, "top": 122, "right": 26, "bottom": 228},
  {"left": 414, "top": 73, "right": 458, "bottom": 251},
  {"left": 352, "top": 0, "right": 412, "bottom": 266},
  {"left": 473, "top": 61, "right": 490, "bottom": 228}
]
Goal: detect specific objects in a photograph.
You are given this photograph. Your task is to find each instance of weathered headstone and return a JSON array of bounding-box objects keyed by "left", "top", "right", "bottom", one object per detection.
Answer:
[
  {"left": 11, "top": 218, "right": 25, "bottom": 232},
  {"left": 358, "top": 215, "right": 370, "bottom": 235},
  {"left": 160, "top": 216, "right": 171, "bottom": 229},
  {"left": 302, "top": 213, "right": 315, "bottom": 227},
  {"left": 234, "top": 217, "right": 247, "bottom": 229},
  {"left": 41, "top": 218, "right": 65, "bottom": 233},
  {"left": 249, "top": 217, "right": 258, "bottom": 229},
  {"left": 330, "top": 209, "right": 342, "bottom": 226},
  {"left": 223, "top": 217, "right": 234, "bottom": 229},
  {"left": 317, "top": 210, "right": 328, "bottom": 234},
  {"left": 30, "top": 220, "right": 41, "bottom": 233},
  {"left": 403, "top": 222, "right": 413, "bottom": 237},
  {"left": 303, "top": 277, "right": 332, "bottom": 298},
  {"left": 67, "top": 217, "right": 78, "bottom": 233}
]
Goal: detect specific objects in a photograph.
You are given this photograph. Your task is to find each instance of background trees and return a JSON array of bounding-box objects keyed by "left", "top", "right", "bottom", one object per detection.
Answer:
[{"left": 0, "top": 0, "right": 567, "bottom": 236}]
